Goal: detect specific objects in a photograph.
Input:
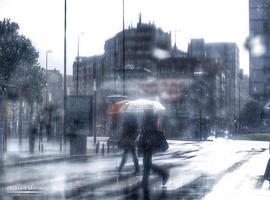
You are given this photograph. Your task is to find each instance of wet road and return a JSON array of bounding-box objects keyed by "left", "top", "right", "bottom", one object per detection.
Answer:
[{"left": 0, "top": 139, "right": 269, "bottom": 200}]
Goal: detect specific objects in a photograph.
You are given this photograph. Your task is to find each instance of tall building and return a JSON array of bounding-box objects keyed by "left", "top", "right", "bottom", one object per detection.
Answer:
[
  {"left": 249, "top": 0, "right": 270, "bottom": 102},
  {"left": 104, "top": 14, "right": 171, "bottom": 93},
  {"left": 188, "top": 39, "right": 240, "bottom": 128}
]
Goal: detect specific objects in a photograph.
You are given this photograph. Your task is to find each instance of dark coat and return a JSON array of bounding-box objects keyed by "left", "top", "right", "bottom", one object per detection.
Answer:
[
  {"left": 118, "top": 114, "right": 138, "bottom": 148},
  {"left": 139, "top": 110, "right": 169, "bottom": 152},
  {"left": 139, "top": 110, "right": 158, "bottom": 150}
]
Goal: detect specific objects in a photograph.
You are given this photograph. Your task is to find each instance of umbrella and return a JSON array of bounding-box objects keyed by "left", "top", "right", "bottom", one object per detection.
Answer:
[
  {"left": 120, "top": 99, "right": 165, "bottom": 113},
  {"left": 106, "top": 100, "right": 128, "bottom": 115}
]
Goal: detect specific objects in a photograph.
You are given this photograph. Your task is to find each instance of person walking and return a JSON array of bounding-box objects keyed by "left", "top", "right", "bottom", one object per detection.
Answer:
[
  {"left": 139, "top": 108, "right": 169, "bottom": 197},
  {"left": 118, "top": 113, "right": 140, "bottom": 174},
  {"left": 29, "top": 121, "right": 38, "bottom": 153},
  {"left": 263, "top": 142, "right": 270, "bottom": 187}
]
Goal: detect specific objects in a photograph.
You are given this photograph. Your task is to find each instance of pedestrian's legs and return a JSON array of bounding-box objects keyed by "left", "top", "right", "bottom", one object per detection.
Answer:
[
  {"left": 118, "top": 149, "right": 128, "bottom": 173},
  {"left": 264, "top": 158, "right": 270, "bottom": 180},
  {"left": 152, "top": 164, "right": 169, "bottom": 185},
  {"left": 130, "top": 147, "right": 140, "bottom": 173},
  {"left": 142, "top": 150, "right": 152, "bottom": 190}
]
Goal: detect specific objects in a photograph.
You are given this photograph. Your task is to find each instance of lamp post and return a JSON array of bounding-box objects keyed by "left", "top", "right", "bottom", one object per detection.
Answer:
[
  {"left": 62, "top": 0, "right": 67, "bottom": 151},
  {"left": 122, "top": 0, "right": 125, "bottom": 95}
]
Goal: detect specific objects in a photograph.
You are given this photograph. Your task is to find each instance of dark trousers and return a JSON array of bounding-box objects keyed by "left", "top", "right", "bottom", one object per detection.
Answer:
[
  {"left": 264, "top": 158, "right": 270, "bottom": 181},
  {"left": 119, "top": 146, "right": 139, "bottom": 172},
  {"left": 142, "top": 149, "right": 168, "bottom": 190}
]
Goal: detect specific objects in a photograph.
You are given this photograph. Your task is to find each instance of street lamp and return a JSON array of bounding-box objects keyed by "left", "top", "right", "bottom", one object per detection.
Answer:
[{"left": 46, "top": 50, "right": 53, "bottom": 108}]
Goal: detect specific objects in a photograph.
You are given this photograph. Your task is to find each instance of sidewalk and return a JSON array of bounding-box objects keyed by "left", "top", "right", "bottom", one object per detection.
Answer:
[{"left": 1, "top": 137, "right": 111, "bottom": 167}]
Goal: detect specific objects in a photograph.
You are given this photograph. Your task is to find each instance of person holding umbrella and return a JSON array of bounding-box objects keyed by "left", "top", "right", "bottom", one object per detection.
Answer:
[
  {"left": 139, "top": 107, "right": 169, "bottom": 197},
  {"left": 118, "top": 113, "right": 140, "bottom": 174}
]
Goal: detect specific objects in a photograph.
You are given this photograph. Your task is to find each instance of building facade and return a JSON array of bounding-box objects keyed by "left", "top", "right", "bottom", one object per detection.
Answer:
[
  {"left": 66, "top": 75, "right": 74, "bottom": 96},
  {"left": 73, "top": 17, "right": 241, "bottom": 137},
  {"left": 249, "top": 0, "right": 270, "bottom": 103},
  {"left": 157, "top": 57, "right": 222, "bottom": 137},
  {"left": 72, "top": 55, "right": 105, "bottom": 127},
  {"left": 104, "top": 14, "right": 171, "bottom": 94},
  {"left": 73, "top": 55, "right": 104, "bottom": 96},
  {"left": 188, "top": 39, "right": 240, "bottom": 130},
  {"left": 41, "top": 68, "right": 63, "bottom": 108}
]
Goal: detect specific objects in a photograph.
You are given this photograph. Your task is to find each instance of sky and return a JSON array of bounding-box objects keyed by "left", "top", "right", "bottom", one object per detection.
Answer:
[{"left": 0, "top": 0, "right": 249, "bottom": 75}]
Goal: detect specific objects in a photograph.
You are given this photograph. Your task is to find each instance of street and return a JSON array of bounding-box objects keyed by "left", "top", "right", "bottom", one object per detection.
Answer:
[{"left": 0, "top": 139, "right": 269, "bottom": 200}]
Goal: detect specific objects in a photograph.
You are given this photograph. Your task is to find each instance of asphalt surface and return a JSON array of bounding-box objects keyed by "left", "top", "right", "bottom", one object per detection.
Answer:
[{"left": 0, "top": 138, "right": 269, "bottom": 200}]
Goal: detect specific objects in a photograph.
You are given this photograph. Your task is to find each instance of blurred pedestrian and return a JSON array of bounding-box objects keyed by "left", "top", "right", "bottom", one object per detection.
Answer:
[
  {"left": 29, "top": 121, "right": 38, "bottom": 153},
  {"left": 139, "top": 108, "right": 169, "bottom": 197},
  {"left": 263, "top": 143, "right": 270, "bottom": 187},
  {"left": 118, "top": 113, "right": 140, "bottom": 174}
]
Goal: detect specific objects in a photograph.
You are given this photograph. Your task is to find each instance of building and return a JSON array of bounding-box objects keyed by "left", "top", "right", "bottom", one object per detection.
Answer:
[
  {"left": 240, "top": 74, "right": 250, "bottom": 111},
  {"left": 249, "top": 0, "right": 270, "bottom": 103},
  {"left": 188, "top": 39, "right": 240, "bottom": 129},
  {"left": 40, "top": 68, "right": 63, "bottom": 139},
  {"left": 42, "top": 68, "right": 63, "bottom": 108},
  {"left": 157, "top": 57, "right": 222, "bottom": 137},
  {"left": 73, "top": 16, "right": 241, "bottom": 137},
  {"left": 66, "top": 75, "right": 73, "bottom": 96},
  {"left": 73, "top": 55, "right": 104, "bottom": 96},
  {"left": 72, "top": 55, "right": 105, "bottom": 127},
  {"left": 104, "top": 14, "right": 171, "bottom": 94}
]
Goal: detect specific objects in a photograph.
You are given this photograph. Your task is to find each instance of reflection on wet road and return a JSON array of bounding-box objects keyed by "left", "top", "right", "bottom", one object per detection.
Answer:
[{"left": 0, "top": 139, "right": 269, "bottom": 200}]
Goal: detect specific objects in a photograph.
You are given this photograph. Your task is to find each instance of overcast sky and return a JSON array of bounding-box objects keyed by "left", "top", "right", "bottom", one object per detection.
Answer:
[{"left": 0, "top": 0, "right": 249, "bottom": 75}]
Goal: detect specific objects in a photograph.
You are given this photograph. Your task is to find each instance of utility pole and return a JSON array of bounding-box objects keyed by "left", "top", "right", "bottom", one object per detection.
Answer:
[
  {"left": 62, "top": 0, "right": 67, "bottom": 151},
  {"left": 122, "top": 0, "right": 125, "bottom": 96},
  {"left": 76, "top": 35, "right": 80, "bottom": 96},
  {"left": 114, "top": 37, "right": 117, "bottom": 94},
  {"left": 93, "top": 65, "right": 97, "bottom": 143}
]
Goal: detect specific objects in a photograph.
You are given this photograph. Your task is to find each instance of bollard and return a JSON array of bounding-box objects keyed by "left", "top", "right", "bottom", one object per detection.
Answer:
[
  {"left": 102, "top": 143, "right": 105, "bottom": 155},
  {"left": 96, "top": 141, "right": 100, "bottom": 153},
  {"left": 41, "top": 144, "right": 44, "bottom": 152}
]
